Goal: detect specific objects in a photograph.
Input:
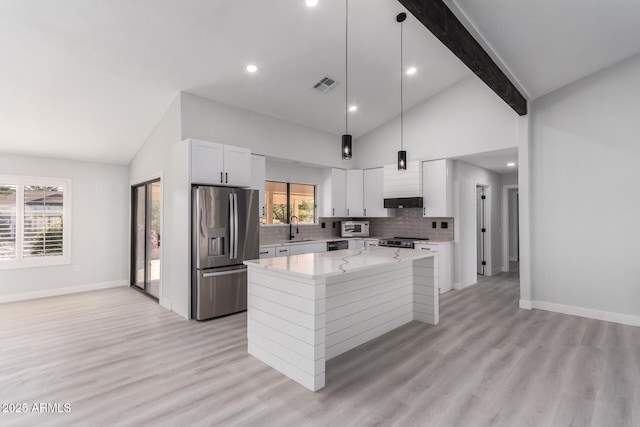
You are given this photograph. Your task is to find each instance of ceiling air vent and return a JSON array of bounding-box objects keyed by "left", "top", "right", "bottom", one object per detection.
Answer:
[{"left": 313, "top": 77, "right": 337, "bottom": 93}]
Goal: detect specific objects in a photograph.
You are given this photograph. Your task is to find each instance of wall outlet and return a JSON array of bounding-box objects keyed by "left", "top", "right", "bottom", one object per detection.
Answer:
[
  {"left": 441, "top": 222, "right": 448, "bottom": 229},
  {"left": 432, "top": 221, "right": 437, "bottom": 228}
]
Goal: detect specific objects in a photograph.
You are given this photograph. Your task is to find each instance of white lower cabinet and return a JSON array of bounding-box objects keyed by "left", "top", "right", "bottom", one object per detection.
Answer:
[
  {"left": 275, "top": 247, "right": 290, "bottom": 257},
  {"left": 414, "top": 242, "right": 453, "bottom": 293},
  {"left": 290, "top": 242, "right": 327, "bottom": 255},
  {"left": 348, "top": 239, "right": 364, "bottom": 249},
  {"left": 259, "top": 247, "right": 275, "bottom": 259},
  {"left": 363, "top": 239, "right": 379, "bottom": 248}
]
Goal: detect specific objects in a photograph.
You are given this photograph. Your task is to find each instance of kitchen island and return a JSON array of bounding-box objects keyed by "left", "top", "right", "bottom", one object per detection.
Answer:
[{"left": 243, "top": 247, "right": 439, "bottom": 391}]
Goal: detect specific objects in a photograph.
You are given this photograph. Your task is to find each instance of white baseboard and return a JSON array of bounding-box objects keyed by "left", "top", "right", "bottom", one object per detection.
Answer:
[
  {"left": 509, "top": 256, "right": 518, "bottom": 262},
  {"left": 502, "top": 266, "right": 509, "bottom": 273},
  {"left": 0, "top": 280, "right": 128, "bottom": 304},
  {"left": 453, "top": 279, "right": 476, "bottom": 291},
  {"left": 519, "top": 299, "right": 532, "bottom": 310},
  {"left": 531, "top": 300, "right": 640, "bottom": 327},
  {"left": 160, "top": 298, "right": 172, "bottom": 310}
]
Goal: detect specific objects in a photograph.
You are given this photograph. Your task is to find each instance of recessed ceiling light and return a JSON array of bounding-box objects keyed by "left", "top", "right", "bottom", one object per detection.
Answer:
[
  {"left": 305, "top": 0, "right": 318, "bottom": 7},
  {"left": 406, "top": 67, "right": 417, "bottom": 75},
  {"left": 506, "top": 162, "right": 516, "bottom": 167},
  {"left": 246, "top": 64, "right": 258, "bottom": 73},
  {"left": 348, "top": 105, "right": 357, "bottom": 112}
]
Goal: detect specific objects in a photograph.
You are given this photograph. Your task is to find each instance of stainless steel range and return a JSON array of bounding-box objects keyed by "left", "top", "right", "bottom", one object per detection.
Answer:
[{"left": 378, "top": 237, "right": 429, "bottom": 249}]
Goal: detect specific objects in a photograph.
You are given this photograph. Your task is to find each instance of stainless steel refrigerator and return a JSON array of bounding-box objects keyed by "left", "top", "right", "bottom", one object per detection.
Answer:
[{"left": 192, "top": 185, "right": 259, "bottom": 320}]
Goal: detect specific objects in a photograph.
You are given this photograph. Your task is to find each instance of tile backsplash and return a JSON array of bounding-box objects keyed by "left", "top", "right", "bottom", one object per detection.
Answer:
[
  {"left": 363, "top": 208, "right": 454, "bottom": 240},
  {"left": 259, "top": 209, "right": 453, "bottom": 245}
]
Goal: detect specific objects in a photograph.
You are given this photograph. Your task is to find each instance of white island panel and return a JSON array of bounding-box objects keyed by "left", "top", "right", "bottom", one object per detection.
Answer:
[{"left": 244, "top": 247, "right": 438, "bottom": 392}]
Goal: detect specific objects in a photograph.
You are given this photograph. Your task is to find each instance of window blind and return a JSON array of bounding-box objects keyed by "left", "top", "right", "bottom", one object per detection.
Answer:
[
  {"left": 23, "top": 186, "right": 64, "bottom": 258},
  {"left": 0, "top": 184, "right": 16, "bottom": 260}
]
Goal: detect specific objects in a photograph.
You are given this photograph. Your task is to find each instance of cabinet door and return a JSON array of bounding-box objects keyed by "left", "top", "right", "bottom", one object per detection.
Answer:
[
  {"left": 331, "top": 169, "right": 347, "bottom": 217},
  {"left": 275, "top": 246, "right": 290, "bottom": 257},
  {"left": 223, "top": 145, "right": 252, "bottom": 187},
  {"left": 364, "top": 239, "right": 379, "bottom": 247},
  {"left": 363, "top": 167, "right": 391, "bottom": 217},
  {"left": 251, "top": 155, "right": 266, "bottom": 219},
  {"left": 346, "top": 169, "right": 364, "bottom": 217},
  {"left": 422, "top": 159, "right": 450, "bottom": 217},
  {"left": 259, "top": 247, "right": 275, "bottom": 258},
  {"left": 191, "top": 140, "right": 224, "bottom": 185}
]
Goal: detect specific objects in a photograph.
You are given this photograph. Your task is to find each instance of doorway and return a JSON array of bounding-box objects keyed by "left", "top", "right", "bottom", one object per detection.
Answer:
[
  {"left": 502, "top": 184, "right": 520, "bottom": 273},
  {"left": 131, "top": 179, "right": 161, "bottom": 300},
  {"left": 476, "top": 185, "right": 487, "bottom": 275}
]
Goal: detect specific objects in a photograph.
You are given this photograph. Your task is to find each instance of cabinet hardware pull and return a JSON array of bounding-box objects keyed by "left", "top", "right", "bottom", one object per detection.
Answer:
[
  {"left": 262, "top": 206, "right": 265, "bottom": 215},
  {"left": 332, "top": 208, "right": 335, "bottom": 216},
  {"left": 220, "top": 172, "right": 223, "bottom": 183},
  {"left": 423, "top": 207, "right": 425, "bottom": 215},
  {"left": 347, "top": 208, "right": 349, "bottom": 216},
  {"left": 225, "top": 173, "right": 228, "bottom": 183},
  {"left": 364, "top": 208, "right": 367, "bottom": 216}
]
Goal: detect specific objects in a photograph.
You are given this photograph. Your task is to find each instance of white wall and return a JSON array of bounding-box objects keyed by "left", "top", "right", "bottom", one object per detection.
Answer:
[
  {"left": 353, "top": 77, "right": 519, "bottom": 168},
  {"left": 181, "top": 92, "right": 353, "bottom": 169},
  {"left": 0, "top": 153, "right": 128, "bottom": 302},
  {"left": 452, "top": 160, "right": 503, "bottom": 289},
  {"left": 129, "top": 94, "right": 181, "bottom": 310},
  {"left": 529, "top": 53, "right": 640, "bottom": 323},
  {"left": 501, "top": 172, "right": 518, "bottom": 186}
]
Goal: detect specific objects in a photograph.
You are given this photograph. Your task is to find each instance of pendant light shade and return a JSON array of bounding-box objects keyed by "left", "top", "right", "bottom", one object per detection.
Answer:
[
  {"left": 341, "top": 0, "right": 353, "bottom": 161},
  {"left": 342, "top": 134, "right": 352, "bottom": 159},
  {"left": 397, "top": 150, "right": 407, "bottom": 170},
  {"left": 397, "top": 12, "right": 407, "bottom": 170}
]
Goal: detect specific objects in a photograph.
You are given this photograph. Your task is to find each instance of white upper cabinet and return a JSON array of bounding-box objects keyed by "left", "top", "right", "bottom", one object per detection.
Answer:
[
  {"left": 222, "top": 145, "right": 251, "bottom": 187},
  {"left": 422, "top": 159, "right": 452, "bottom": 217},
  {"left": 189, "top": 139, "right": 251, "bottom": 187},
  {"left": 250, "top": 154, "right": 266, "bottom": 217},
  {"left": 322, "top": 168, "right": 346, "bottom": 217},
  {"left": 191, "top": 140, "right": 224, "bottom": 185},
  {"left": 363, "top": 167, "right": 393, "bottom": 218},
  {"left": 346, "top": 169, "right": 364, "bottom": 217}
]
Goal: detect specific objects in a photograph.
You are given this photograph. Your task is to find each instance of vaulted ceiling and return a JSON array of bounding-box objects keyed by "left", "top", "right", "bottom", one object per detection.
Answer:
[{"left": 2, "top": 0, "right": 640, "bottom": 165}]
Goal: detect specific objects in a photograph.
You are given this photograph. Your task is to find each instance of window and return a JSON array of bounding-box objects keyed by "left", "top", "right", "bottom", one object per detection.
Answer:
[
  {"left": 0, "top": 176, "right": 71, "bottom": 269},
  {"left": 262, "top": 181, "right": 315, "bottom": 225}
]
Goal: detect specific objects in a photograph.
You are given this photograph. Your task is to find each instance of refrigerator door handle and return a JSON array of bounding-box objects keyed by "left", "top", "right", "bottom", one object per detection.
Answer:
[
  {"left": 202, "top": 268, "right": 246, "bottom": 278},
  {"left": 233, "top": 193, "right": 239, "bottom": 259},
  {"left": 229, "top": 193, "right": 235, "bottom": 260}
]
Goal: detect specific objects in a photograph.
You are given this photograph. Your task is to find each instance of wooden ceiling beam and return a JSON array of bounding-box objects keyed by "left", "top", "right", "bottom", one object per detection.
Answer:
[{"left": 398, "top": 0, "right": 527, "bottom": 115}]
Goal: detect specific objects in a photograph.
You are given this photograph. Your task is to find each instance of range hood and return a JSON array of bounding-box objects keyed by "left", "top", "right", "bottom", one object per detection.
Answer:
[
  {"left": 383, "top": 161, "right": 422, "bottom": 208},
  {"left": 384, "top": 197, "right": 423, "bottom": 209}
]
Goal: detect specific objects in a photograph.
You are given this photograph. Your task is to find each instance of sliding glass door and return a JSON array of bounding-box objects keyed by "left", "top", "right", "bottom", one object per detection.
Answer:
[{"left": 131, "top": 179, "right": 161, "bottom": 299}]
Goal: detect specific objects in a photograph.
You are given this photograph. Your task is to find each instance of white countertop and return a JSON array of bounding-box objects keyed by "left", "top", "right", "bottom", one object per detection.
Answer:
[
  {"left": 244, "top": 246, "right": 437, "bottom": 279},
  {"left": 413, "top": 239, "right": 453, "bottom": 245}
]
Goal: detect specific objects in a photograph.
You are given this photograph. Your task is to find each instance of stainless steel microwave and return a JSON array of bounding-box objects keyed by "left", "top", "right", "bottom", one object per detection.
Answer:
[{"left": 341, "top": 221, "right": 370, "bottom": 237}]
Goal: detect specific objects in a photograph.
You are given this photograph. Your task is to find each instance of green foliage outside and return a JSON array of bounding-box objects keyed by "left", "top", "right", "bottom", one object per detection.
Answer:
[{"left": 29, "top": 226, "right": 63, "bottom": 256}]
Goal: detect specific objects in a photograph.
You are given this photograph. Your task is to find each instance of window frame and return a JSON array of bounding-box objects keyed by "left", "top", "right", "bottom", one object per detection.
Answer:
[
  {"left": 262, "top": 180, "right": 317, "bottom": 225},
  {"left": 0, "top": 175, "right": 72, "bottom": 270}
]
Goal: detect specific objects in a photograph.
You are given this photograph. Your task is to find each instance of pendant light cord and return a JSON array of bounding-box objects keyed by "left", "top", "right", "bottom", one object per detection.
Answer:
[
  {"left": 345, "top": 0, "right": 349, "bottom": 135},
  {"left": 400, "top": 19, "right": 404, "bottom": 151}
]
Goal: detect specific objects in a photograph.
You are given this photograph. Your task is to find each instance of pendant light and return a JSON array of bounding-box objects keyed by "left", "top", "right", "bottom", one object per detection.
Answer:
[
  {"left": 397, "top": 12, "right": 407, "bottom": 170},
  {"left": 342, "top": 0, "right": 352, "bottom": 160}
]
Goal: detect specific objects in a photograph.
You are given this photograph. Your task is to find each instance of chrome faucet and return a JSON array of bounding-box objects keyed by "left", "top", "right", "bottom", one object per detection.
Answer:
[{"left": 289, "top": 216, "right": 299, "bottom": 240}]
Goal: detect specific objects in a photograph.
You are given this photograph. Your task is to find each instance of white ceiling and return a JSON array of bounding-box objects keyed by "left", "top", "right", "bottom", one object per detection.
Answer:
[
  {"left": 0, "top": 0, "right": 471, "bottom": 165},
  {"left": 454, "top": 147, "right": 518, "bottom": 174},
  {"left": 447, "top": 0, "right": 640, "bottom": 99}
]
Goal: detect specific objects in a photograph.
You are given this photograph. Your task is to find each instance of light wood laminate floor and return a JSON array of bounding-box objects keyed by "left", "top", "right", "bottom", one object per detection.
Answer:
[{"left": 1, "top": 269, "right": 638, "bottom": 426}]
